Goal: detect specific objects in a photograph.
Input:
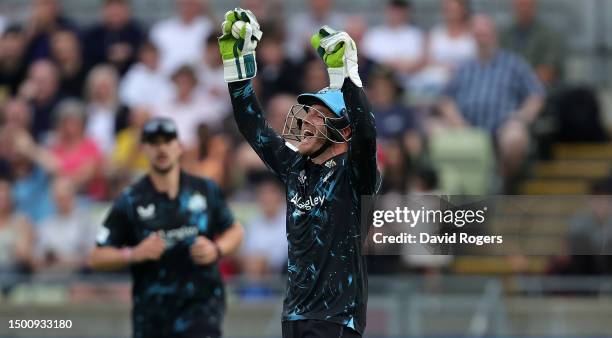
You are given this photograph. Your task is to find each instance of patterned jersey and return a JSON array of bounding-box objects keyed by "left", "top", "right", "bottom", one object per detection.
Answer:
[
  {"left": 229, "top": 79, "right": 377, "bottom": 334},
  {"left": 96, "top": 171, "right": 234, "bottom": 338}
]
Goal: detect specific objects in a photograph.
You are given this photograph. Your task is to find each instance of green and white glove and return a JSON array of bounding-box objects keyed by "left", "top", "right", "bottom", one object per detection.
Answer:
[
  {"left": 218, "top": 8, "right": 262, "bottom": 83},
  {"left": 311, "top": 26, "right": 362, "bottom": 89}
]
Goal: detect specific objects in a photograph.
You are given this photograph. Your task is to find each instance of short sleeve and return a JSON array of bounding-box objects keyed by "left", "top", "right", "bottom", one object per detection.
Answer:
[
  {"left": 514, "top": 56, "right": 544, "bottom": 100},
  {"left": 207, "top": 181, "right": 235, "bottom": 236},
  {"left": 96, "top": 194, "right": 134, "bottom": 247}
]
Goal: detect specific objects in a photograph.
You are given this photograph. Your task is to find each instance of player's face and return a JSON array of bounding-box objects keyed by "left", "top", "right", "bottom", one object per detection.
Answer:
[
  {"left": 297, "top": 104, "right": 331, "bottom": 156},
  {"left": 143, "top": 136, "right": 182, "bottom": 174}
]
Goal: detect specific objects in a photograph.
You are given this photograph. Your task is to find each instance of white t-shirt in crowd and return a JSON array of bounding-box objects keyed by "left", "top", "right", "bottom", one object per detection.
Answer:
[
  {"left": 152, "top": 93, "right": 227, "bottom": 147},
  {"left": 36, "top": 210, "right": 95, "bottom": 265},
  {"left": 428, "top": 26, "right": 477, "bottom": 66},
  {"left": 409, "top": 26, "right": 477, "bottom": 98},
  {"left": 242, "top": 209, "right": 288, "bottom": 272},
  {"left": 119, "top": 63, "right": 174, "bottom": 109},
  {"left": 362, "top": 24, "right": 424, "bottom": 64},
  {"left": 150, "top": 16, "right": 213, "bottom": 74},
  {"left": 85, "top": 103, "right": 117, "bottom": 155}
]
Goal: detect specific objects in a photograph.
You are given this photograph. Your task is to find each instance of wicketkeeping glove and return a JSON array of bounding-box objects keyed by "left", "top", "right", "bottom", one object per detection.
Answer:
[
  {"left": 311, "top": 26, "right": 362, "bottom": 89},
  {"left": 218, "top": 8, "right": 262, "bottom": 82}
]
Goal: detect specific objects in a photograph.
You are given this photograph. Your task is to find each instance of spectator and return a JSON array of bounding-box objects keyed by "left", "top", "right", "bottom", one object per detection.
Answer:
[
  {"left": 362, "top": 0, "right": 424, "bottom": 85},
  {"left": 110, "top": 106, "right": 150, "bottom": 179},
  {"left": 35, "top": 177, "right": 95, "bottom": 272},
  {"left": 411, "top": 0, "right": 476, "bottom": 98},
  {"left": 0, "top": 25, "right": 28, "bottom": 101},
  {"left": 257, "top": 23, "right": 302, "bottom": 104},
  {"left": 153, "top": 65, "right": 226, "bottom": 148},
  {"left": 183, "top": 124, "right": 231, "bottom": 188},
  {"left": 286, "top": 0, "right": 345, "bottom": 62},
  {"left": 84, "top": 64, "right": 128, "bottom": 154},
  {"left": 15, "top": 99, "right": 105, "bottom": 199},
  {"left": 0, "top": 105, "right": 54, "bottom": 223},
  {"left": 18, "top": 59, "right": 63, "bottom": 141},
  {"left": 2, "top": 98, "right": 32, "bottom": 131},
  {"left": 85, "top": 0, "right": 144, "bottom": 75},
  {"left": 502, "top": 0, "right": 564, "bottom": 88},
  {"left": 439, "top": 15, "right": 544, "bottom": 179},
  {"left": 0, "top": 178, "right": 34, "bottom": 273},
  {"left": 24, "top": 0, "right": 80, "bottom": 62},
  {"left": 150, "top": 0, "right": 214, "bottom": 74},
  {"left": 50, "top": 29, "right": 87, "bottom": 98},
  {"left": 119, "top": 41, "right": 173, "bottom": 109},
  {"left": 368, "top": 67, "right": 420, "bottom": 143},
  {"left": 240, "top": 174, "right": 287, "bottom": 277},
  {"left": 197, "top": 34, "right": 231, "bottom": 116}
]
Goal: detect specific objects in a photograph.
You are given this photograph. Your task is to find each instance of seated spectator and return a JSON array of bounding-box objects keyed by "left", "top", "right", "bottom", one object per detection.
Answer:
[
  {"left": 0, "top": 108, "right": 54, "bottom": 222},
  {"left": 286, "top": 0, "right": 345, "bottom": 62},
  {"left": 24, "top": 0, "right": 80, "bottom": 62},
  {"left": 149, "top": 0, "right": 214, "bottom": 74},
  {"left": 153, "top": 65, "right": 226, "bottom": 149},
  {"left": 18, "top": 59, "right": 63, "bottom": 141},
  {"left": 362, "top": 0, "right": 424, "bottom": 86},
  {"left": 6, "top": 152, "right": 54, "bottom": 224},
  {"left": 502, "top": 0, "right": 565, "bottom": 88},
  {"left": 110, "top": 106, "right": 150, "bottom": 179},
  {"left": 50, "top": 29, "right": 87, "bottom": 98},
  {"left": 119, "top": 41, "right": 173, "bottom": 109},
  {"left": 240, "top": 174, "right": 287, "bottom": 277},
  {"left": 438, "top": 15, "right": 544, "bottom": 180},
  {"left": 0, "top": 178, "right": 34, "bottom": 273},
  {"left": 411, "top": 0, "right": 476, "bottom": 98},
  {"left": 14, "top": 99, "right": 105, "bottom": 199},
  {"left": 257, "top": 23, "right": 302, "bottom": 104},
  {"left": 197, "top": 34, "right": 231, "bottom": 116},
  {"left": 84, "top": 64, "right": 128, "bottom": 154},
  {"left": 2, "top": 98, "right": 32, "bottom": 131},
  {"left": 85, "top": 0, "right": 144, "bottom": 75},
  {"left": 183, "top": 124, "right": 231, "bottom": 188},
  {"left": 368, "top": 67, "right": 421, "bottom": 158},
  {"left": 0, "top": 25, "right": 28, "bottom": 101},
  {"left": 35, "top": 177, "right": 95, "bottom": 272}
]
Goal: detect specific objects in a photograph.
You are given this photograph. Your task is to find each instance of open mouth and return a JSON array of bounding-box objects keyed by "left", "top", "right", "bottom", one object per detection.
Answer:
[{"left": 301, "top": 129, "right": 316, "bottom": 140}]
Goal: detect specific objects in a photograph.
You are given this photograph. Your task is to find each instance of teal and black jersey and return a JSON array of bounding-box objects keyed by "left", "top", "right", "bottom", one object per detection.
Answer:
[
  {"left": 97, "top": 171, "right": 234, "bottom": 338},
  {"left": 229, "top": 79, "right": 377, "bottom": 334}
]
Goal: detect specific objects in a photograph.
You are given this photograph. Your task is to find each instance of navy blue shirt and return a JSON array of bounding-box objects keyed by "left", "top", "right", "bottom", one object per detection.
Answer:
[
  {"left": 97, "top": 171, "right": 234, "bottom": 338},
  {"left": 229, "top": 79, "right": 377, "bottom": 334},
  {"left": 444, "top": 50, "right": 544, "bottom": 131}
]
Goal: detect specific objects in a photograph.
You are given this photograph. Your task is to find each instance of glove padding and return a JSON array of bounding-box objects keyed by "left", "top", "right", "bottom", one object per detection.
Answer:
[
  {"left": 311, "top": 26, "right": 362, "bottom": 89},
  {"left": 218, "top": 8, "right": 262, "bottom": 82}
]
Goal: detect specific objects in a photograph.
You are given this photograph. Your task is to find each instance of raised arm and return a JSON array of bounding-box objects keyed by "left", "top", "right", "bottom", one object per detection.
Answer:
[
  {"left": 342, "top": 79, "right": 378, "bottom": 195},
  {"left": 312, "top": 26, "right": 378, "bottom": 194},
  {"left": 219, "top": 8, "right": 297, "bottom": 182},
  {"left": 228, "top": 80, "right": 297, "bottom": 181}
]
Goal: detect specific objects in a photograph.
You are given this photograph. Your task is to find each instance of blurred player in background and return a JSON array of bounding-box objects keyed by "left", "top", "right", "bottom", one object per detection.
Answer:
[
  {"left": 220, "top": 8, "right": 377, "bottom": 338},
  {"left": 89, "top": 117, "right": 243, "bottom": 338}
]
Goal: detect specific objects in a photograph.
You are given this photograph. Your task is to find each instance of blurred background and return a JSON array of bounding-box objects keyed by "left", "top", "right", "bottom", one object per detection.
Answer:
[{"left": 1, "top": 0, "right": 612, "bottom": 336}]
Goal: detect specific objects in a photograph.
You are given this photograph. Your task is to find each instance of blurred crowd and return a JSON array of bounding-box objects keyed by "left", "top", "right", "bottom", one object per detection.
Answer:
[{"left": 0, "top": 0, "right": 607, "bottom": 280}]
